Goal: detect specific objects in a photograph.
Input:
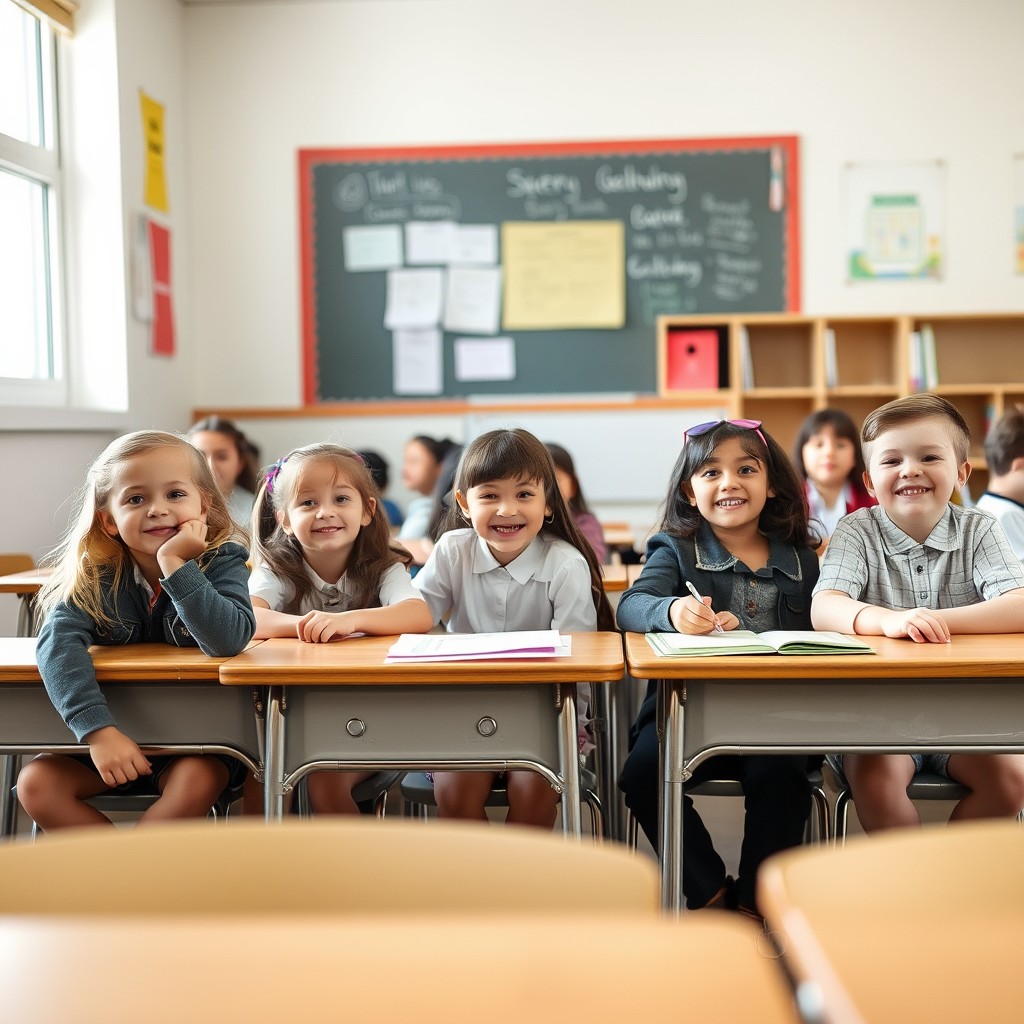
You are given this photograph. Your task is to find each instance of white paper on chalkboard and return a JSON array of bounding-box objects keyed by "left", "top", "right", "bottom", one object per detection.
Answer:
[
  {"left": 393, "top": 328, "right": 443, "bottom": 395},
  {"left": 405, "top": 220, "right": 456, "bottom": 264},
  {"left": 454, "top": 337, "right": 516, "bottom": 382},
  {"left": 384, "top": 268, "right": 445, "bottom": 329},
  {"left": 452, "top": 224, "right": 499, "bottom": 265},
  {"left": 343, "top": 224, "right": 403, "bottom": 272},
  {"left": 444, "top": 266, "right": 502, "bottom": 335}
]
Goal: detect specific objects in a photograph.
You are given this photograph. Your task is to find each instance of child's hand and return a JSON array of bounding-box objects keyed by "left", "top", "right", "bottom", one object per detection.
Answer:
[
  {"left": 296, "top": 609, "right": 358, "bottom": 643},
  {"left": 158, "top": 518, "right": 209, "bottom": 565},
  {"left": 85, "top": 725, "right": 152, "bottom": 787},
  {"left": 670, "top": 595, "right": 735, "bottom": 635},
  {"left": 881, "top": 608, "right": 950, "bottom": 644}
]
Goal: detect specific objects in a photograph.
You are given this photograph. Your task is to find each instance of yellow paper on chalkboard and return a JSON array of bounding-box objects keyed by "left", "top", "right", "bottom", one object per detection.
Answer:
[{"left": 502, "top": 221, "right": 624, "bottom": 330}]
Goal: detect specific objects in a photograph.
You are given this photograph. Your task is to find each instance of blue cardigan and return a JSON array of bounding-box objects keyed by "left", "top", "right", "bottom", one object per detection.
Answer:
[{"left": 36, "top": 542, "right": 255, "bottom": 741}]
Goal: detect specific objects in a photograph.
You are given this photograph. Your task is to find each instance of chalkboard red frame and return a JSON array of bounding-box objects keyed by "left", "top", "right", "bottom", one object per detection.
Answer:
[{"left": 298, "top": 135, "right": 800, "bottom": 405}]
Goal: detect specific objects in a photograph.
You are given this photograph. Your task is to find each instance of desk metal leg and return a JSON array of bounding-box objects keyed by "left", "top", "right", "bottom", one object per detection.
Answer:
[
  {"left": 591, "top": 679, "right": 622, "bottom": 841},
  {"left": 558, "top": 685, "right": 582, "bottom": 839},
  {"left": 17, "top": 595, "right": 36, "bottom": 638},
  {"left": 659, "top": 683, "right": 685, "bottom": 914},
  {"left": 264, "top": 687, "right": 286, "bottom": 821},
  {"left": 0, "top": 755, "right": 20, "bottom": 839}
]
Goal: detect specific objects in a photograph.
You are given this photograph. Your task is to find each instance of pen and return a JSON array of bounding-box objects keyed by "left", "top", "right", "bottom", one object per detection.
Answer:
[{"left": 684, "top": 580, "right": 725, "bottom": 633}]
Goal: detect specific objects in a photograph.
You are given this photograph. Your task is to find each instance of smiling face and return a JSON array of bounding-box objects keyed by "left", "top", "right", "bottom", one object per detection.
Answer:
[
  {"left": 277, "top": 460, "right": 374, "bottom": 568},
  {"left": 863, "top": 416, "right": 970, "bottom": 543},
  {"left": 189, "top": 429, "right": 244, "bottom": 495},
  {"left": 684, "top": 436, "right": 774, "bottom": 539},
  {"left": 456, "top": 475, "right": 552, "bottom": 566},
  {"left": 801, "top": 425, "right": 856, "bottom": 492},
  {"left": 99, "top": 447, "right": 207, "bottom": 565}
]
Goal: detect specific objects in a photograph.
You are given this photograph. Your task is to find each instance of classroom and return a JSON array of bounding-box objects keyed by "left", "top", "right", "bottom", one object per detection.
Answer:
[{"left": 2, "top": 0, "right": 1023, "bottom": 1017}]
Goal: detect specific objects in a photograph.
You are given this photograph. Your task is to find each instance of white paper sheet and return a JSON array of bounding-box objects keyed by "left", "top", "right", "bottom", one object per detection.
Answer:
[
  {"left": 452, "top": 224, "right": 499, "bottom": 265},
  {"left": 384, "top": 268, "right": 445, "bottom": 329},
  {"left": 342, "top": 224, "right": 403, "bottom": 272},
  {"left": 385, "top": 630, "right": 570, "bottom": 662},
  {"left": 405, "top": 220, "right": 457, "bottom": 264},
  {"left": 392, "top": 328, "right": 443, "bottom": 395},
  {"left": 454, "top": 336, "right": 516, "bottom": 382},
  {"left": 443, "top": 266, "right": 502, "bottom": 334}
]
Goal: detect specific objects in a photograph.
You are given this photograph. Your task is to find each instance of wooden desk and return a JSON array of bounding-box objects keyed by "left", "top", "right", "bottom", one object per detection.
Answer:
[
  {"left": 624, "top": 632, "right": 1024, "bottom": 912},
  {"left": 0, "top": 567, "right": 49, "bottom": 637},
  {"left": 601, "top": 563, "right": 628, "bottom": 592},
  {"left": 601, "top": 522, "right": 636, "bottom": 551},
  {"left": 758, "top": 821, "right": 1024, "bottom": 1021},
  {"left": 220, "top": 633, "right": 624, "bottom": 835},
  {"left": 0, "top": 638, "right": 263, "bottom": 839},
  {"left": 0, "top": 913, "right": 798, "bottom": 1023}
]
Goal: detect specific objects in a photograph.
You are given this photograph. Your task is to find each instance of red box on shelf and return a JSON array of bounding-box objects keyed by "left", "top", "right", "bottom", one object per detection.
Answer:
[{"left": 665, "top": 329, "right": 720, "bottom": 390}]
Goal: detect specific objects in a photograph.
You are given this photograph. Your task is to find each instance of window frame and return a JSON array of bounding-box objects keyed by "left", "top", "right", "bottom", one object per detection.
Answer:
[{"left": 0, "top": 1, "right": 67, "bottom": 408}]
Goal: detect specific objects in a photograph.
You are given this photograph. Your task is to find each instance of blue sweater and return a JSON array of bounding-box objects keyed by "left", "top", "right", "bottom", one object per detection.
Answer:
[{"left": 36, "top": 542, "right": 255, "bottom": 741}]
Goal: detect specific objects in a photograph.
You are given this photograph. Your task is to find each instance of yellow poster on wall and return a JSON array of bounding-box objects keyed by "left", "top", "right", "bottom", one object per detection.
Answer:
[{"left": 140, "top": 90, "right": 168, "bottom": 213}]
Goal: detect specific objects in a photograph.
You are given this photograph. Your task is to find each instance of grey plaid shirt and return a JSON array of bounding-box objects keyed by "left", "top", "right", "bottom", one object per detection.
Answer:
[{"left": 813, "top": 504, "right": 1024, "bottom": 610}]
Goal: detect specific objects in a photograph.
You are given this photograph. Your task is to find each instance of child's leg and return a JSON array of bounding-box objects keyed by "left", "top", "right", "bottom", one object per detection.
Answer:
[
  {"left": 306, "top": 770, "right": 375, "bottom": 815},
  {"left": 505, "top": 770, "right": 558, "bottom": 829},
  {"left": 947, "top": 754, "right": 1024, "bottom": 821},
  {"left": 241, "top": 772, "right": 264, "bottom": 816},
  {"left": 843, "top": 754, "right": 919, "bottom": 832},
  {"left": 735, "top": 755, "right": 812, "bottom": 913},
  {"left": 16, "top": 754, "right": 112, "bottom": 831},
  {"left": 620, "top": 724, "right": 730, "bottom": 909},
  {"left": 432, "top": 771, "right": 496, "bottom": 821},
  {"left": 139, "top": 756, "right": 229, "bottom": 823}
]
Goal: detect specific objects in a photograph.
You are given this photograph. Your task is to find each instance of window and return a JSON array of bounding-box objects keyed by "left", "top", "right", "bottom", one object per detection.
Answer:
[{"left": 0, "top": 0, "right": 65, "bottom": 404}]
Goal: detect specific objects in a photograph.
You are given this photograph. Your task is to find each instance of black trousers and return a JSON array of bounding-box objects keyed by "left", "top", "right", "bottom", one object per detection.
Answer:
[{"left": 619, "top": 712, "right": 812, "bottom": 910}]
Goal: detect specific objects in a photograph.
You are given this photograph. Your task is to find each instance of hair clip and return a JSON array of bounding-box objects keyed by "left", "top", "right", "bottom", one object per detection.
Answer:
[{"left": 264, "top": 455, "right": 289, "bottom": 495}]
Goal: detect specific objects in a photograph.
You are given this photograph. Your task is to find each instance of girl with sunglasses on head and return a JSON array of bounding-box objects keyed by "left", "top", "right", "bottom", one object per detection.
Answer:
[{"left": 617, "top": 419, "right": 821, "bottom": 920}]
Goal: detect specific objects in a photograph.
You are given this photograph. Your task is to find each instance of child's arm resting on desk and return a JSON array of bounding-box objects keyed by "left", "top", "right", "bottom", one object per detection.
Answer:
[
  {"left": 939, "top": 588, "right": 1024, "bottom": 634},
  {"left": 812, "top": 591, "right": 950, "bottom": 643},
  {"left": 297, "top": 599, "right": 433, "bottom": 643}
]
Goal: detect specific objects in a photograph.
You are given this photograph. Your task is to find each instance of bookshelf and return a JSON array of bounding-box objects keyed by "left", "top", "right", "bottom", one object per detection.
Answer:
[{"left": 658, "top": 312, "right": 1024, "bottom": 497}]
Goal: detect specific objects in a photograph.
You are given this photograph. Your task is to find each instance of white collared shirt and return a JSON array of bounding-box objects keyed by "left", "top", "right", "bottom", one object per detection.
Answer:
[
  {"left": 248, "top": 559, "right": 420, "bottom": 614},
  {"left": 413, "top": 528, "right": 597, "bottom": 633}
]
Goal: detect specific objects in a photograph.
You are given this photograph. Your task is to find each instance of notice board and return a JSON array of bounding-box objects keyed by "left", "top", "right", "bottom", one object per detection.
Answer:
[{"left": 299, "top": 136, "right": 800, "bottom": 403}]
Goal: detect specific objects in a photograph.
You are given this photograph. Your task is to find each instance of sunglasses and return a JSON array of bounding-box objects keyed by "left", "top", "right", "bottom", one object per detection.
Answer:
[{"left": 683, "top": 418, "right": 767, "bottom": 448}]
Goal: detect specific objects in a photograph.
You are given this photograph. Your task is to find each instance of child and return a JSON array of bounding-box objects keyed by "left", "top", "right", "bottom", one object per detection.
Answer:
[
  {"left": 18, "top": 430, "right": 256, "bottom": 831},
  {"left": 358, "top": 449, "right": 404, "bottom": 528},
  {"left": 976, "top": 404, "right": 1024, "bottom": 561},
  {"left": 545, "top": 442, "right": 607, "bottom": 564},
  {"left": 413, "top": 428, "right": 614, "bottom": 828},
  {"left": 793, "top": 408, "right": 875, "bottom": 552},
  {"left": 188, "top": 416, "right": 261, "bottom": 527},
  {"left": 249, "top": 443, "right": 433, "bottom": 813},
  {"left": 812, "top": 394, "right": 1024, "bottom": 831},
  {"left": 617, "top": 418, "right": 819, "bottom": 917},
  {"left": 398, "top": 435, "right": 457, "bottom": 539}
]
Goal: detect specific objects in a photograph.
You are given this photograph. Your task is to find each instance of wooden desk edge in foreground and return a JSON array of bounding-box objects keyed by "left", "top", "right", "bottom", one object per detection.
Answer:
[
  {"left": 623, "top": 631, "right": 1024, "bottom": 679},
  {"left": 219, "top": 632, "right": 625, "bottom": 685}
]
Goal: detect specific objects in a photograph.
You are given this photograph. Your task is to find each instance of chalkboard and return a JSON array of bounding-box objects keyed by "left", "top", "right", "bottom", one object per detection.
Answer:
[{"left": 298, "top": 137, "right": 800, "bottom": 403}]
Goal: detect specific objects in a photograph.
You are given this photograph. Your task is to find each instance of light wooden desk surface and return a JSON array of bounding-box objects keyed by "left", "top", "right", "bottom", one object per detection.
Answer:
[
  {"left": 0, "top": 914, "right": 798, "bottom": 1023},
  {"left": 601, "top": 522, "right": 636, "bottom": 549},
  {"left": 759, "top": 822, "right": 1024, "bottom": 1022},
  {"left": 601, "top": 563, "right": 628, "bottom": 592},
  {"left": 0, "top": 567, "right": 50, "bottom": 595},
  {"left": 220, "top": 632, "right": 624, "bottom": 686},
  {"left": 623, "top": 631, "right": 1024, "bottom": 911}
]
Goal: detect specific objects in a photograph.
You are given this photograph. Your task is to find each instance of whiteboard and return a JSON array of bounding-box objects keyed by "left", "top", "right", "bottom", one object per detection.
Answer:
[{"left": 465, "top": 405, "right": 727, "bottom": 503}]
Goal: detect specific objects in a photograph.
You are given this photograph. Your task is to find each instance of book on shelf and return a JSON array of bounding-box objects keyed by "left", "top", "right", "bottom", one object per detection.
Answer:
[
  {"left": 385, "top": 629, "right": 571, "bottom": 663},
  {"left": 920, "top": 323, "right": 938, "bottom": 389},
  {"left": 908, "top": 330, "right": 922, "bottom": 392},
  {"left": 738, "top": 324, "right": 754, "bottom": 389},
  {"left": 823, "top": 328, "right": 837, "bottom": 388},
  {"left": 645, "top": 629, "right": 875, "bottom": 657}
]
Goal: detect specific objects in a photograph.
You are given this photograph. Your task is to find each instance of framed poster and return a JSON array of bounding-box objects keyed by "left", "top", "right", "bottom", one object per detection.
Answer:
[{"left": 845, "top": 161, "right": 944, "bottom": 281}]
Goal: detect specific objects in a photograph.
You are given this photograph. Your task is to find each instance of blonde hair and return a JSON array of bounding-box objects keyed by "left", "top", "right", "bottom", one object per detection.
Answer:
[
  {"left": 861, "top": 394, "right": 971, "bottom": 463},
  {"left": 251, "top": 443, "right": 409, "bottom": 610},
  {"left": 38, "top": 430, "right": 239, "bottom": 628}
]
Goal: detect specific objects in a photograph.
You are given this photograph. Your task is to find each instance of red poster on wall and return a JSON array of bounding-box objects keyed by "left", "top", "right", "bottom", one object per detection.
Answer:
[{"left": 148, "top": 221, "right": 175, "bottom": 356}]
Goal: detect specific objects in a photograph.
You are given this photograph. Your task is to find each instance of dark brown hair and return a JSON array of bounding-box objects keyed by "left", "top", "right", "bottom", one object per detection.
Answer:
[
  {"left": 861, "top": 394, "right": 970, "bottom": 464},
  {"left": 545, "top": 442, "right": 594, "bottom": 517},
  {"left": 792, "top": 408, "right": 866, "bottom": 484},
  {"left": 984, "top": 405, "right": 1024, "bottom": 476},
  {"left": 188, "top": 416, "right": 261, "bottom": 493}
]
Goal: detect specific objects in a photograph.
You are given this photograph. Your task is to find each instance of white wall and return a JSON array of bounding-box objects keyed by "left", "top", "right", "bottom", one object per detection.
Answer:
[{"left": 3, "top": 0, "right": 1024, "bottom": 632}]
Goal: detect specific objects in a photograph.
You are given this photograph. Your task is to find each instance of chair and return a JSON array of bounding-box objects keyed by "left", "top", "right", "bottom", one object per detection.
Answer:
[
  {"left": 0, "top": 818, "right": 661, "bottom": 914},
  {"left": 625, "top": 768, "right": 831, "bottom": 849},
  {"left": 757, "top": 819, "right": 1024, "bottom": 1022},
  {"left": 824, "top": 759, "right": 971, "bottom": 844},
  {"left": 398, "top": 768, "right": 605, "bottom": 839}
]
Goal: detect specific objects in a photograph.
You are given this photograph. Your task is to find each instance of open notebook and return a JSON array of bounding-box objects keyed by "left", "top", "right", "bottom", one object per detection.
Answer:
[
  {"left": 386, "top": 630, "right": 571, "bottom": 663},
  {"left": 645, "top": 630, "right": 875, "bottom": 657}
]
